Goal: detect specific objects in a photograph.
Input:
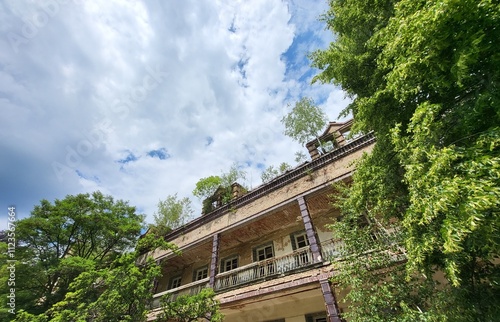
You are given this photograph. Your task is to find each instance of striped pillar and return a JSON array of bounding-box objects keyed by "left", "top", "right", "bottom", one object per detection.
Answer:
[
  {"left": 297, "top": 196, "right": 322, "bottom": 263},
  {"left": 209, "top": 233, "right": 220, "bottom": 288},
  {"left": 320, "top": 279, "right": 342, "bottom": 322}
]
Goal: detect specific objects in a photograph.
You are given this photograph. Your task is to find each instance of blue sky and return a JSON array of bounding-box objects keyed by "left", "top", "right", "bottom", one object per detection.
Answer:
[{"left": 0, "top": 0, "right": 350, "bottom": 228}]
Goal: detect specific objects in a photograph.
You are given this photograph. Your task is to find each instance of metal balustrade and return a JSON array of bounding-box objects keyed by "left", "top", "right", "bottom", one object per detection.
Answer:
[
  {"left": 320, "top": 238, "right": 346, "bottom": 261},
  {"left": 214, "top": 247, "right": 314, "bottom": 291},
  {"left": 151, "top": 277, "right": 209, "bottom": 309},
  {"left": 320, "top": 229, "right": 403, "bottom": 262}
]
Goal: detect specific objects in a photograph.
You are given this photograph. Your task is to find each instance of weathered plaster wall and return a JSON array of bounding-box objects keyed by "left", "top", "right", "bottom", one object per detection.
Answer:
[{"left": 160, "top": 222, "right": 316, "bottom": 286}]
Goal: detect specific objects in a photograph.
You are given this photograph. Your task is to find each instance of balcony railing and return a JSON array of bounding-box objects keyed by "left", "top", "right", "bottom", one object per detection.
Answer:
[
  {"left": 150, "top": 230, "right": 403, "bottom": 310},
  {"left": 214, "top": 246, "right": 314, "bottom": 291},
  {"left": 151, "top": 277, "right": 209, "bottom": 309},
  {"left": 320, "top": 238, "right": 346, "bottom": 261},
  {"left": 320, "top": 229, "right": 403, "bottom": 262}
]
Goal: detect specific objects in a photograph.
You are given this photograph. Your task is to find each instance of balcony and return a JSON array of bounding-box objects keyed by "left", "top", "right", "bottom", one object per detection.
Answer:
[
  {"left": 151, "top": 239, "right": 353, "bottom": 306},
  {"left": 320, "top": 229, "right": 404, "bottom": 263},
  {"left": 214, "top": 246, "right": 315, "bottom": 291},
  {"left": 150, "top": 229, "right": 402, "bottom": 312},
  {"left": 151, "top": 277, "right": 210, "bottom": 309}
]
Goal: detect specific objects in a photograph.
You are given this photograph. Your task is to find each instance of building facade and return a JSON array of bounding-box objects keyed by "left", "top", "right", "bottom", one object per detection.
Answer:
[{"left": 147, "top": 121, "right": 376, "bottom": 322}]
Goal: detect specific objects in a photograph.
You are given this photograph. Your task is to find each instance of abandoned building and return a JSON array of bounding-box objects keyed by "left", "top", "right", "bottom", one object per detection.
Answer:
[{"left": 146, "top": 120, "right": 377, "bottom": 322}]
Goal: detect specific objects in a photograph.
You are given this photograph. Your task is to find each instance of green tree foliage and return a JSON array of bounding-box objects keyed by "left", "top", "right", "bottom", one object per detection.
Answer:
[
  {"left": 44, "top": 254, "right": 161, "bottom": 322},
  {"left": 261, "top": 166, "right": 280, "bottom": 183},
  {"left": 219, "top": 163, "right": 247, "bottom": 188},
  {"left": 157, "top": 288, "right": 223, "bottom": 322},
  {"left": 3, "top": 193, "right": 220, "bottom": 322},
  {"left": 281, "top": 97, "right": 327, "bottom": 146},
  {"left": 1, "top": 192, "right": 144, "bottom": 316},
  {"left": 261, "top": 162, "right": 291, "bottom": 183},
  {"left": 294, "top": 151, "right": 307, "bottom": 163},
  {"left": 192, "top": 176, "right": 222, "bottom": 201},
  {"left": 329, "top": 182, "right": 441, "bottom": 322},
  {"left": 193, "top": 163, "right": 247, "bottom": 213},
  {"left": 312, "top": 0, "right": 500, "bottom": 320},
  {"left": 153, "top": 194, "right": 193, "bottom": 235},
  {"left": 13, "top": 234, "right": 176, "bottom": 322},
  {"left": 0, "top": 242, "right": 14, "bottom": 320}
]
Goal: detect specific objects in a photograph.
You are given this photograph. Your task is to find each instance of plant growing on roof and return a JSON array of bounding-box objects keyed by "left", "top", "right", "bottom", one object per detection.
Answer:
[
  {"left": 281, "top": 97, "right": 328, "bottom": 150},
  {"left": 193, "top": 163, "right": 247, "bottom": 214}
]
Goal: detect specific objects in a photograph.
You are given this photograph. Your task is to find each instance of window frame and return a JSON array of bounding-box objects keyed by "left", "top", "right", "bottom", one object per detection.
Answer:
[
  {"left": 219, "top": 255, "right": 239, "bottom": 273},
  {"left": 193, "top": 265, "right": 209, "bottom": 282},
  {"left": 290, "top": 230, "right": 310, "bottom": 250},
  {"left": 168, "top": 275, "right": 182, "bottom": 290},
  {"left": 253, "top": 242, "right": 274, "bottom": 262}
]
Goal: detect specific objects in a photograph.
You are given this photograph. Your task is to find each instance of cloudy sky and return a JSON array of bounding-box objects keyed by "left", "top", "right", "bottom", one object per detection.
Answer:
[{"left": 0, "top": 0, "right": 349, "bottom": 229}]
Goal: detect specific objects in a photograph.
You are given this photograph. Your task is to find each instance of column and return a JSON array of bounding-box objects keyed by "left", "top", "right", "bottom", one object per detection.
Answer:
[
  {"left": 297, "top": 196, "right": 322, "bottom": 263},
  {"left": 209, "top": 233, "right": 220, "bottom": 288},
  {"left": 319, "top": 279, "right": 342, "bottom": 322}
]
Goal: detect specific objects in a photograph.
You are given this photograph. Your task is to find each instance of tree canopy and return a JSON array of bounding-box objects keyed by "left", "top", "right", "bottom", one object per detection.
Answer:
[
  {"left": 153, "top": 194, "right": 193, "bottom": 235},
  {"left": 1, "top": 192, "right": 144, "bottom": 316},
  {"left": 192, "top": 175, "right": 222, "bottom": 201},
  {"left": 157, "top": 288, "right": 223, "bottom": 322},
  {"left": 193, "top": 163, "right": 247, "bottom": 213},
  {"left": 281, "top": 97, "right": 327, "bottom": 146},
  {"left": 311, "top": 0, "right": 500, "bottom": 320},
  {"left": 1, "top": 192, "right": 221, "bottom": 322},
  {"left": 260, "top": 162, "right": 291, "bottom": 183}
]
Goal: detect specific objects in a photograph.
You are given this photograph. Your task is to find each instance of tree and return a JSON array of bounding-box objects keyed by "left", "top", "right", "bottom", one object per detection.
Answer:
[
  {"left": 153, "top": 194, "right": 193, "bottom": 235},
  {"left": 311, "top": 0, "right": 500, "bottom": 320},
  {"left": 43, "top": 253, "right": 160, "bottom": 322},
  {"left": 261, "top": 166, "right": 280, "bottom": 183},
  {"left": 157, "top": 288, "right": 223, "bottom": 322},
  {"left": 219, "top": 162, "right": 247, "bottom": 188},
  {"left": 294, "top": 151, "right": 307, "bottom": 163},
  {"left": 281, "top": 97, "right": 327, "bottom": 146},
  {"left": 192, "top": 176, "right": 222, "bottom": 201},
  {"left": 193, "top": 163, "right": 247, "bottom": 213},
  {"left": 6, "top": 193, "right": 221, "bottom": 322},
  {"left": 260, "top": 162, "right": 291, "bottom": 183},
  {"left": 1, "top": 192, "right": 144, "bottom": 316},
  {"left": 13, "top": 234, "right": 178, "bottom": 322}
]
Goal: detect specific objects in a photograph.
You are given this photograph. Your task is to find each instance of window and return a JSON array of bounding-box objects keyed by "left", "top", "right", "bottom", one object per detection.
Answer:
[
  {"left": 305, "top": 313, "right": 327, "bottom": 322},
  {"left": 220, "top": 256, "right": 238, "bottom": 273},
  {"left": 291, "top": 231, "right": 310, "bottom": 250},
  {"left": 254, "top": 243, "right": 274, "bottom": 261},
  {"left": 168, "top": 276, "right": 182, "bottom": 290},
  {"left": 291, "top": 231, "right": 311, "bottom": 266},
  {"left": 253, "top": 242, "right": 275, "bottom": 277},
  {"left": 193, "top": 266, "right": 208, "bottom": 281},
  {"left": 219, "top": 256, "right": 239, "bottom": 288}
]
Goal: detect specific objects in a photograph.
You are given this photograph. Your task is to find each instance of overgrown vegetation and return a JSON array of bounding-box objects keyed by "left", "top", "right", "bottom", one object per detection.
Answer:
[
  {"left": 152, "top": 194, "right": 193, "bottom": 236},
  {"left": 193, "top": 163, "right": 247, "bottom": 214},
  {"left": 260, "top": 162, "right": 291, "bottom": 183},
  {"left": 157, "top": 288, "right": 223, "bottom": 322},
  {"left": 0, "top": 192, "right": 221, "bottom": 322},
  {"left": 312, "top": 0, "right": 500, "bottom": 320},
  {"left": 281, "top": 97, "right": 327, "bottom": 146}
]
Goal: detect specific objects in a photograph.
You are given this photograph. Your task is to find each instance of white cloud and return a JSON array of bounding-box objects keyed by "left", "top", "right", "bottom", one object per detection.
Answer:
[{"left": 0, "top": 0, "right": 347, "bottom": 228}]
